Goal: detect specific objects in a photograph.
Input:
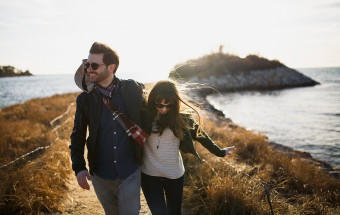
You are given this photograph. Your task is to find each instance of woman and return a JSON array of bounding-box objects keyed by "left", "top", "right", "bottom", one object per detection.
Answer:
[{"left": 141, "top": 80, "right": 235, "bottom": 215}]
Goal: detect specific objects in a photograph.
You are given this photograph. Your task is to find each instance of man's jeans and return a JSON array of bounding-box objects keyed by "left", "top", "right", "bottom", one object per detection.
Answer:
[
  {"left": 92, "top": 167, "right": 141, "bottom": 215},
  {"left": 141, "top": 173, "right": 184, "bottom": 215}
]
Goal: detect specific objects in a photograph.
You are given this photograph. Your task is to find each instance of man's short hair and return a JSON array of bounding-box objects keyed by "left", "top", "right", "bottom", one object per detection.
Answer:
[{"left": 89, "top": 42, "right": 119, "bottom": 73}]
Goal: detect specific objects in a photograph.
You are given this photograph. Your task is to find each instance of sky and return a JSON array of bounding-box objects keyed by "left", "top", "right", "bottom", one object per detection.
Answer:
[{"left": 0, "top": 0, "right": 340, "bottom": 83}]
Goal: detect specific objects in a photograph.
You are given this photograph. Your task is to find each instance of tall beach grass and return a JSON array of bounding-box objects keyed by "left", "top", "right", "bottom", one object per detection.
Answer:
[
  {"left": 182, "top": 119, "right": 340, "bottom": 214},
  {"left": 0, "top": 92, "right": 78, "bottom": 214},
  {"left": 0, "top": 90, "right": 339, "bottom": 214}
]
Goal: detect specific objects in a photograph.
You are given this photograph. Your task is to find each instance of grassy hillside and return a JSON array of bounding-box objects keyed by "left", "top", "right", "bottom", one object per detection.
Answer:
[
  {"left": 0, "top": 91, "right": 339, "bottom": 214},
  {"left": 182, "top": 118, "right": 340, "bottom": 214},
  {"left": 0, "top": 92, "right": 78, "bottom": 214},
  {"left": 0, "top": 93, "right": 78, "bottom": 166}
]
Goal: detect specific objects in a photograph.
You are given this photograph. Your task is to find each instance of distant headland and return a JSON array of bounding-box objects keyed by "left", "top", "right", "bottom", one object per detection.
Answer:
[
  {"left": 169, "top": 50, "right": 319, "bottom": 95},
  {"left": 0, "top": 65, "right": 33, "bottom": 77}
]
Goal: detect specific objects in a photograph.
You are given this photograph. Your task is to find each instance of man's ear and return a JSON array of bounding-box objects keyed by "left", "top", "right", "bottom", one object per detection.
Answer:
[{"left": 109, "top": 64, "right": 116, "bottom": 73}]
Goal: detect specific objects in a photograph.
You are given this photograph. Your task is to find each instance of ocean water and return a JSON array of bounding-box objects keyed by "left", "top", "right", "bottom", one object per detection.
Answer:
[
  {"left": 0, "top": 74, "right": 80, "bottom": 109},
  {"left": 207, "top": 67, "right": 340, "bottom": 167}
]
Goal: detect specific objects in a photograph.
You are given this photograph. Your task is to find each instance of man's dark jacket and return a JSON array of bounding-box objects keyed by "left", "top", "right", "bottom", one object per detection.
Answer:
[{"left": 69, "top": 79, "right": 145, "bottom": 176}]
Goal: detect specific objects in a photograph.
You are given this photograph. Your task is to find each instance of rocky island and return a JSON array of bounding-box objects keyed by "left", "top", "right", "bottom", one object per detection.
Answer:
[
  {"left": 169, "top": 52, "right": 319, "bottom": 95},
  {"left": 0, "top": 65, "right": 33, "bottom": 77}
]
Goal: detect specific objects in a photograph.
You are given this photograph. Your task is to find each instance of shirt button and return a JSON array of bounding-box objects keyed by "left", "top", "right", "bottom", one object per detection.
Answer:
[
  {"left": 113, "top": 118, "right": 115, "bottom": 120},
  {"left": 114, "top": 146, "right": 116, "bottom": 149},
  {"left": 114, "top": 132, "right": 116, "bottom": 134},
  {"left": 114, "top": 161, "right": 117, "bottom": 163}
]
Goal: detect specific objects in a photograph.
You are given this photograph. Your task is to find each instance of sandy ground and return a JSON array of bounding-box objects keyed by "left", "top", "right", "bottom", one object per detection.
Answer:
[{"left": 61, "top": 175, "right": 151, "bottom": 215}]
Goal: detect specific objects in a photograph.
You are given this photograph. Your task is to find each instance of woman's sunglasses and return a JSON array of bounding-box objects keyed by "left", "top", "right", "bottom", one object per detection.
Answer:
[
  {"left": 156, "top": 103, "right": 174, "bottom": 109},
  {"left": 84, "top": 62, "right": 105, "bottom": 70}
]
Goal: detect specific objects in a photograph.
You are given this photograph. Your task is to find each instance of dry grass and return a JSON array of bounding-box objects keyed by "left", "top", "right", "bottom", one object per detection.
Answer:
[
  {"left": 0, "top": 93, "right": 78, "bottom": 166},
  {"left": 182, "top": 119, "right": 340, "bottom": 214},
  {"left": 0, "top": 92, "right": 78, "bottom": 214},
  {"left": 1, "top": 90, "right": 339, "bottom": 214},
  {"left": 0, "top": 139, "right": 73, "bottom": 214}
]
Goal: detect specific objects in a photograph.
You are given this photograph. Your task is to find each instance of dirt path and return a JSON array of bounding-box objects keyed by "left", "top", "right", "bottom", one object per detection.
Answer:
[{"left": 61, "top": 175, "right": 151, "bottom": 214}]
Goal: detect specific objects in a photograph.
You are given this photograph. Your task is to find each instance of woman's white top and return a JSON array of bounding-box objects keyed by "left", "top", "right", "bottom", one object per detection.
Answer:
[{"left": 141, "top": 127, "right": 185, "bottom": 179}]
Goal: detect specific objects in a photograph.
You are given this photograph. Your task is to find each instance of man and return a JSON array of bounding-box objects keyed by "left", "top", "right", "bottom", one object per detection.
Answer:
[{"left": 70, "top": 42, "right": 147, "bottom": 215}]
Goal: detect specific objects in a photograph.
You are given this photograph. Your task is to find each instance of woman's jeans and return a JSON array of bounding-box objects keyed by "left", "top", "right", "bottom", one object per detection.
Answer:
[{"left": 141, "top": 173, "right": 184, "bottom": 215}]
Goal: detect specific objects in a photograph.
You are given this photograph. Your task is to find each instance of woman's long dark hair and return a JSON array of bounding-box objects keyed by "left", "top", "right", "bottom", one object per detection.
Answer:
[{"left": 147, "top": 80, "right": 201, "bottom": 140}]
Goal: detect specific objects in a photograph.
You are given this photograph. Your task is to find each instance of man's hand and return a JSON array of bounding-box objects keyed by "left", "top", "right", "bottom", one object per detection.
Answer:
[
  {"left": 77, "top": 170, "right": 91, "bottom": 190},
  {"left": 224, "top": 146, "right": 236, "bottom": 156}
]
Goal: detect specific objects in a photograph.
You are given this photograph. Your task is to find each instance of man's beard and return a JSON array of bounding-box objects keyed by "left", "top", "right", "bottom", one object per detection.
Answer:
[{"left": 89, "top": 66, "right": 109, "bottom": 84}]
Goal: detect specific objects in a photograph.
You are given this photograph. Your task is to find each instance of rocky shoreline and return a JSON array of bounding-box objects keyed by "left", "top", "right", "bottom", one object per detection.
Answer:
[
  {"left": 186, "top": 66, "right": 319, "bottom": 96},
  {"left": 193, "top": 90, "right": 340, "bottom": 179}
]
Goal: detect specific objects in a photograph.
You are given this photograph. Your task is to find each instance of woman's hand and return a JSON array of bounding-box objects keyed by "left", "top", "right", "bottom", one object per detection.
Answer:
[{"left": 223, "top": 146, "right": 236, "bottom": 156}]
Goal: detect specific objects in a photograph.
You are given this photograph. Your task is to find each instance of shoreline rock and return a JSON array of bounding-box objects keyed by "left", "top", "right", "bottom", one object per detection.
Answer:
[
  {"left": 269, "top": 141, "right": 340, "bottom": 179},
  {"left": 169, "top": 52, "right": 320, "bottom": 94},
  {"left": 187, "top": 66, "right": 320, "bottom": 96}
]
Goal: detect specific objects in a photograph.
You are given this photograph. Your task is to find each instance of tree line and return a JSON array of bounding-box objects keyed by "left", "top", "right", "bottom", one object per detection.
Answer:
[{"left": 0, "top": 65, "right": 33, "bottom": 77}]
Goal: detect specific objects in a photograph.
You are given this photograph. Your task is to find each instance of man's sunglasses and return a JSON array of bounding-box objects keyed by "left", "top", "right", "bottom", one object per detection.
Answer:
[
  {"left": 156, "top": 103, "right": 174, "bottom": 109},
  {"left": 84, "top": 62, "right": 105, "bottom": 70}
]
